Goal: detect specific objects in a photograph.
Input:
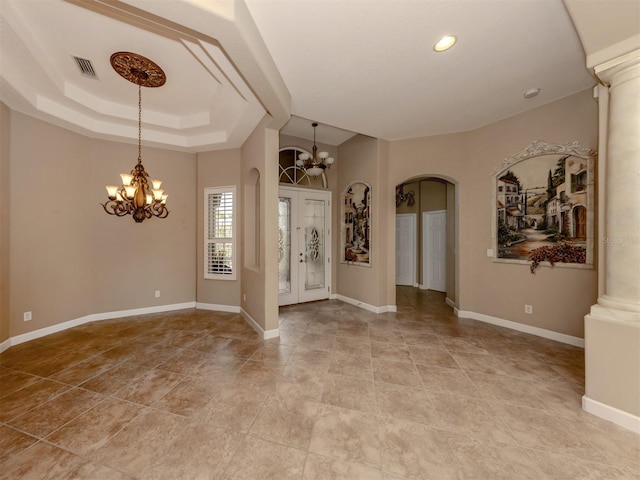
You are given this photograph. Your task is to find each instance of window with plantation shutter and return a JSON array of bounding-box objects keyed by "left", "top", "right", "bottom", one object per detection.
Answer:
[{"left": 204, "top": 186, "right": 236, "bottom": 280}]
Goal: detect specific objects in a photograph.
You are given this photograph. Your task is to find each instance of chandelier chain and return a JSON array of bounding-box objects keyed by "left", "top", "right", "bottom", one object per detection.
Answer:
[{"left": 138, "top": 85, "right": 142, "bottom": 164}]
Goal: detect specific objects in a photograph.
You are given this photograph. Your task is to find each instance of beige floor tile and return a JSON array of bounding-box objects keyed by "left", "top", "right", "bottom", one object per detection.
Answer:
[
  {"left": 0, "top": 378, "right": 70, "bottom": 423},
  {"left": 275, "top": 363, "right": 327, "bottom": 402},
  {"left": 328, "top": 351, "right": 373, "bottom": 379},
  {"left": 416, "top": 364, "right": 478, "bottom": 396},
  {"left": 48, "top": 355, "right": 120, "bottom": 386},
  {"left": 250, "top": 395, "right": 320, "bottom": 449},
  {"left": 1, "top": 290, "right": 634, "bottom": 480},
  {"left": 370, "top": 341, "right": 413, "bottom": 363},
  {"left": 409, "top": 345, "right": 459, "bottom": 368},
  {"left": 113, "top": 368, "right": 184, "bottom": 406},
  {"left": 429, "top": 393, "right": 517, "bottom": 444},
  {"left": 302, "top": 452, "right": 384, "bottom": 480},
  {"left": 321, "top": 373, "right": 376, "bottom": 413},
  {"left": 46, "top": 397, "right": 143, "bottom": 455},
  {"left": 0, "top": 367, "right": 41, "bottom": 398},
  {"left": 448, "top": 438, "right": 550, "bottom": 480},
  {"left": 154, "top": 347, "right": 212, "bottom": 375},
  {"left": 400, "top": 331, "right": 444, "bottom": 347},
  {"left": 151, "top": 376, "right": 218, "bottom": 416},
  {"left": 222, "top": 435, "right": 307, "bottom": 480},
  {"left": 497, "top": 403, "right": 611, "bottom": 464},
  {"left": 80, "top": 361, "right": 149, "bottom": 395},
  {"left": 299, "top": 332, "right": 337, "bottom": 351},
  {"left": 195, "top": 384, "right": 269, "bottom": 432},
  {"left": 8, "top": 387, "right": 103, "bottom": 437},
  {"left": 375, "top": 382, "right": 438, "bottom": 426},
  {"left": 0, "top": 441, "right": 86, "bottom": 480},
  {"left": 309, "top": 404, "right": 381, "bottom": 469},
  {"left": 372, "top": 358, "right": 423, "bottom": 387},
  {"left": 378, "top": 417, "right": 461, "bottom": 479},
  {"left": 332, "top": 336, "right": 371, "bottom": 357},
  {"left": 140, "top": 423, "right": 242, "bottom": 480},
  {"left": 0, "top": 425, "right": 38, "bottom": 464},
  {"left": 249, "top": 343, "right": 297, "bottom": 365},
  {"left": 92, "top": 408, "right": 185, "bottom": 476},
  {"left": 527, "top": 449, "right": 634, "bottom": 480},
  {"left": 369, "top": 329, "right": 405, "bottom": 344}
]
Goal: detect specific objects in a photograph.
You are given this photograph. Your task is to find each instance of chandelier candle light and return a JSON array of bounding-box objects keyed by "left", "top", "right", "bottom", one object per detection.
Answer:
[
  {"left": 102, "top": 52, "right": 169, "bottom": 223},
  {"left": 296, "top": 122, "right": 334, "bottom": 177}
]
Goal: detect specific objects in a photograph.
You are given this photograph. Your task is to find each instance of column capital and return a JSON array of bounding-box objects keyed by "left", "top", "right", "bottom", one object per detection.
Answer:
[{"left": 594, "top": 49, "right": 640, "bottom": 87}]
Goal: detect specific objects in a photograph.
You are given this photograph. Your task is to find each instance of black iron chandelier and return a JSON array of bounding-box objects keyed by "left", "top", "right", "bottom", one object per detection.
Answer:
[
  {"left": 295, "top": 122, "right": 334, "bottom": 177},
  {"left": 101, "top": 52, "right": 169, "bottom": 223}
]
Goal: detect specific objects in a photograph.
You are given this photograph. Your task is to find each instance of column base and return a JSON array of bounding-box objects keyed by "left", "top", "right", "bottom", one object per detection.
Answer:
[{"left": 584, "top": 309, "right": 640, "bottom": 432}]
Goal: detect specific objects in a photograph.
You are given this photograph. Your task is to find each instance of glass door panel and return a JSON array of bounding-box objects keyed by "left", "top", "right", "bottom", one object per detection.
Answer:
[{"left": 278, "top": 187, "right": 331, "bottom": 306}]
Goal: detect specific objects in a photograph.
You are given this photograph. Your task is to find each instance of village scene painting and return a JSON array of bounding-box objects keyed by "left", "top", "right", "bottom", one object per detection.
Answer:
[
  {"left": 342, "top": 182, "right": 371, "bottom": 266},
  {"left": 496, "top": 153, "right": 592, "bottom": 272}
]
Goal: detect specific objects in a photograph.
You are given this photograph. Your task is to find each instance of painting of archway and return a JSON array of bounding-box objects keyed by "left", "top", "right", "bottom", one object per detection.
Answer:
[
  {"left": 341, "top": 181, "right": 371, "bottom": 266},
  {"left": 492, "top": 140, "right": 595, "bottom": 269}
]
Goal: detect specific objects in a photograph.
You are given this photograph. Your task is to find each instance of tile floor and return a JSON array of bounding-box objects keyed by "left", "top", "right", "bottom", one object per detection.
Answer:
[{"left": 1, "top": 287, "right": 638, "bottom": 479}]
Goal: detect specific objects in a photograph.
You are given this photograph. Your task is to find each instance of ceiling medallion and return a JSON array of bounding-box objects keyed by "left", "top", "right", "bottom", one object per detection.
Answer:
[{"left": 110, "top": 52, "right": 166, "bottom": 88}]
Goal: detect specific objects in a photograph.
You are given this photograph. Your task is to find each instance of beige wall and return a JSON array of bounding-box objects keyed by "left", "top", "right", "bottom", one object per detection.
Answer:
[
  {"left": 337, "top": 135, "right": 392, "bottom": 308},
  {"left": 241, "top": 120, "right": 280, "bottom": 333},
  {"left": 389, "top": 89, "right": 598, "bottom": 338},
  {"left": 196, "top": 149, "right": 242, "bottom": 307},
  {"left": 6, "top": 111, "right": 196, "bottom": 339},
  {"left": 1, "top": 103, "right": 11, "bottom": 342}
]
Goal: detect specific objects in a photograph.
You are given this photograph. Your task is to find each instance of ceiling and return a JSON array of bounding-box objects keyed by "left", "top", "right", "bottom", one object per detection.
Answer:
[{"left": 1, "top": 0, "right": 597, "bottom": 150}]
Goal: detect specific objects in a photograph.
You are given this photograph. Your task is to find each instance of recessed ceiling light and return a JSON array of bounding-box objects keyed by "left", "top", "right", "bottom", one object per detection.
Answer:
[{"left": 434, "top": 35, "right": 457, "bottom": 52}]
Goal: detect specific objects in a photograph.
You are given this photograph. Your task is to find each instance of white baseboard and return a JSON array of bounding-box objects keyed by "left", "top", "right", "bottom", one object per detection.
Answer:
[
  {"left": 445, "top": 297, "right": 456, "bottom": 309},
  {"left": 583, "top": 395, "right": 640, "bottom": 434},
  {"left": 241, "top": 308, "right": 279, "bottom": 340},
  {"left": 1, "top": 302, "right": 197, "bottom": 353},
  {"left": 455, "top": 309, "right": 585, "bottom": 348},
  {"left": 196, "top": 302, "right": 241, "bottom": 313},
  {"left": 335, "top": 294, "right": 397, "bottom": 314}
]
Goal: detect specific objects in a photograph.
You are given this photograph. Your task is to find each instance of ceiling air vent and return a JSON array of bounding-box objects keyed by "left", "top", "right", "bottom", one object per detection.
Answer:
[{"left": 72, "top": 56, "right": 97, "bottom": 79}]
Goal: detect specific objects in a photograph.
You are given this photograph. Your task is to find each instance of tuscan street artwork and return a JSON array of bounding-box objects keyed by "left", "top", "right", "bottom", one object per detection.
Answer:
[
  {"left": 342, "top": 181, "right": 371, "bottom": 266},
  {"left": 495, "top": 148, "right": 593, "bottom": 273}
]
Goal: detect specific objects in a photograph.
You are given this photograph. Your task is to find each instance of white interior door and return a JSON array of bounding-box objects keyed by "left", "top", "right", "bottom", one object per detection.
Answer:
[
  {"left": 278, "top": 186, "right": 331, "bottom": 306},
  {"left": 396, "top": 214, "right": 416, "bottom": 286},
  {"left": 423, "top": 210, "right": 446, "bottom": 292}
]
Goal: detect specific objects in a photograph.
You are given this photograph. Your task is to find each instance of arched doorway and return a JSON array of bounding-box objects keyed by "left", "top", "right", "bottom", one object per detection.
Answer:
[{"left": 395, "top": 176, "right": 458, "bottom": 307}]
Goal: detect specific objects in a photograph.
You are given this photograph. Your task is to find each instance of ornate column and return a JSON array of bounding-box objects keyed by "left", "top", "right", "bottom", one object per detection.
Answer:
[{"left": 583, "top": 49, "right": 640, "bottom": 432}]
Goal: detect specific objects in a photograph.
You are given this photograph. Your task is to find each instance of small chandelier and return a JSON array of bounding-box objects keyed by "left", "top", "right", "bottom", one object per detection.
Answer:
[
  {"left": 296, "top": 122, "right": 334, "bottom": 177},
  {"left": 101, "top": 52, "right": 168, "bottom": 223}
]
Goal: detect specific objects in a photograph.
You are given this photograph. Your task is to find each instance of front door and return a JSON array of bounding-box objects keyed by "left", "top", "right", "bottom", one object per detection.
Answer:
[{"left": 278, "top": 186, "right": 331, "bottom": 306}]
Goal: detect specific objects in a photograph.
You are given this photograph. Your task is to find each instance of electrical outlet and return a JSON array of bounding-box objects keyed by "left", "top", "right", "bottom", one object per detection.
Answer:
[
  {"left": 24, "top": 311, "right": 32, "bottom": 321},
  {"left": 155, "top": 290, "right": 161, "bottom": 298},
  {"left": 243, "top": 293, "right": 246, "bottom": 302},
  {"left": 525, "top": 304, "right": 533, "bottom": 314}
]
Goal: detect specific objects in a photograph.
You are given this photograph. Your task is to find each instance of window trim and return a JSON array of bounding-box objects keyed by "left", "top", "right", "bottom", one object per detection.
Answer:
[{"left": 204, "top": 186, "right": 236, "bottom": 280}]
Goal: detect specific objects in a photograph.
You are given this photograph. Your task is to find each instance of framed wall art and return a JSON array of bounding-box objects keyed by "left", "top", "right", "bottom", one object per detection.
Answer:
[
  {"left": 341, "top": 181, "right": 371, "bottom": 266},
  {"left": 491, "top": 140, "right": 595, "bottom": 272}
]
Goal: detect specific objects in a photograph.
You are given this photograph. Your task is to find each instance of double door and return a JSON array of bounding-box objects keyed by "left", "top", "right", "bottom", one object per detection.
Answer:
[{"left": 278, "top": 186, "right": 331, "bottom": 306}]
